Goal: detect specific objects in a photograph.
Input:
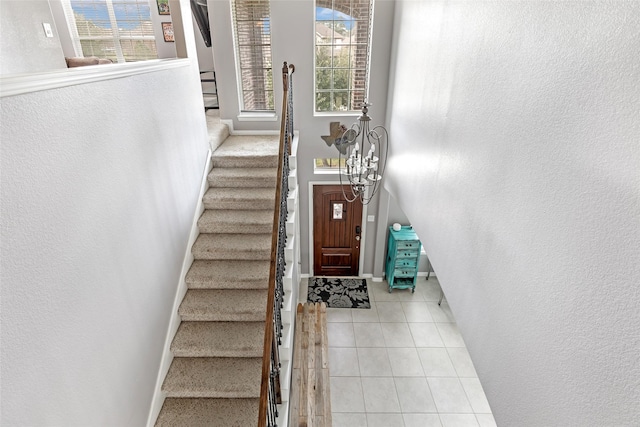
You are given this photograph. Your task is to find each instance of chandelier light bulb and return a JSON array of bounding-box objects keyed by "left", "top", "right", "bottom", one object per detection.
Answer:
[{"left": 333, "top": 102, "right": 389, "bottom": 205}]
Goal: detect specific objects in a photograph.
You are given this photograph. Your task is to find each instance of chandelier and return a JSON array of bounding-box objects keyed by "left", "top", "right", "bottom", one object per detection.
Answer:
[{"left": 335, "top": 102, "right": 388, "bottom": 204}]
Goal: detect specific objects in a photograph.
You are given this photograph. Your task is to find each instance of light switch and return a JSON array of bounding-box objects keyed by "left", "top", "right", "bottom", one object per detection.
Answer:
[
  {"left": 43, "top": 22, "right": 54, "bottom": 38},
  {"left": 367, "top": 215, "right": 375, "bottom": 222}
]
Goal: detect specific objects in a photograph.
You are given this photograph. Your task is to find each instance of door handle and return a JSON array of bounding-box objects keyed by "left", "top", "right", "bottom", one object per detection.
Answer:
[{"left": 356, "top": 236, "right": 360, "bottom": 241}]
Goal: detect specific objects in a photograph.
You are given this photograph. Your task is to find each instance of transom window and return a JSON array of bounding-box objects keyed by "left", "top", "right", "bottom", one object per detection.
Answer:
[
  {"left": 232, "top": 0, "right": 274, "bottom": 112},
  {"left": 315, "top": 0, "right": 373, "bottom": 112},
  {"left": 315, "top": 158, "right": 345, "bottom": 168},
  {"left": 64, "top": 0, "right": 157, "bottom": 63}
]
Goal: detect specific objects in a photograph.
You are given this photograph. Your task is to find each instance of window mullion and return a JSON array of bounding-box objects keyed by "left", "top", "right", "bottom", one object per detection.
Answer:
[{"left": 105, "top": 0, "right": 125, "bottom": 63}]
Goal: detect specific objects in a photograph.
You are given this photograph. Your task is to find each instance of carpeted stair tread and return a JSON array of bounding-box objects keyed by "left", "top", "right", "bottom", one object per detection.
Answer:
[
  {"left": 155, "top": 398, "right": 259, "bottom": 427},
  {"left": 178, "top": 289, "right": 268, "bottom": 321},
  {"left": 198, "top": 209, "right": 274, "bottom": 234},
  {"left": 212, "top": 135, "right": 279, "bottom": 168},
  {"left": 208, "top": 167, "right": 277, "bottom": 188},
  {"left": 203, "top": 187, "right": 276, "bottom": 210},
  {"left": 154, "top": 114, "right": 282, "bottom": 426},
  {"left": 192, "top": 233, "right": 272, "bottom": 260},
  {"left": 162, "top": 357, "right": 262, "bottom": 398},
  {"left": 171, "top": 321, "right": 265, "bottom": 357},
  {"left": 186, "top": 260, "right": 270, "bottom": 289}
]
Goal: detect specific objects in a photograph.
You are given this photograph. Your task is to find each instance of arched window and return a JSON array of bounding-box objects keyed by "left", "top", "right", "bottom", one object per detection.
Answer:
[{"left": 315, "top": 0, "right": 373, "bottom": 112}]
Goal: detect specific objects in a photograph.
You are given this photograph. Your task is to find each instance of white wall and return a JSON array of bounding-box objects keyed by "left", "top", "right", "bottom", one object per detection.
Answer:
[
  {"left": 0, "top": 0, "right": 67, "bottom": 74},
  {"left": 0, "top": 66, "right": 208, "bottom": 427},
  {"left": 385, "top": 1, "right": 640, "bottom": 425},
  {"left": 152, "top": 0, "right": 179, "bottom": 59},
  {"left": 193, "top": 11, "right": 215, "bottom": 71},
  {"left": 0, "top": 3, "right": 209, "bottom": 426}
]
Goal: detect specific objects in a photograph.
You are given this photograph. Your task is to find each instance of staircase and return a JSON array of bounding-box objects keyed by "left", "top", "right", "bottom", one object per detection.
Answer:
[{"left": 153, "top": 110, "right": 299, "bottom": 426}]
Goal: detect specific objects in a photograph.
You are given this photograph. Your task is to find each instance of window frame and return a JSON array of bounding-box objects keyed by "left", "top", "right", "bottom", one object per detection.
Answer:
[{"left": 63, "top": 0, "right": 157, "bottom": 64}]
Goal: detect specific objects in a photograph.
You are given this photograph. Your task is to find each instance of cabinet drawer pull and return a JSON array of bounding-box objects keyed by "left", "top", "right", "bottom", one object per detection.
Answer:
[
  {"left": 396, "top": 260, "right": 417, "bottom": 268},
  {"left": 397, "top": 241, "right": 418, "bottom": 249},
  {"left": 397, "top": 250, "right": 419, "bottom": 258}
]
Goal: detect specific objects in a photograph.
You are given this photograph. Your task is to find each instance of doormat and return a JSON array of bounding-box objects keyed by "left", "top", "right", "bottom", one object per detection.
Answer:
[{"left": 307, "top": 277, "right": 371, "bottom": 309}]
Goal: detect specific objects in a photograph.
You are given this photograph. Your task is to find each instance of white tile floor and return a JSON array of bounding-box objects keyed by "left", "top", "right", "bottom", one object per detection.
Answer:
[{"left": 301, "top": 276, "right": 496, "bottom": 427}]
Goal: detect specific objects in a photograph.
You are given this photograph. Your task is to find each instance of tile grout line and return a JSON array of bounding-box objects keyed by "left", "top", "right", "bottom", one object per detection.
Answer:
[{"left": 319, "top": 277, "right": 495, "bottom": 427}]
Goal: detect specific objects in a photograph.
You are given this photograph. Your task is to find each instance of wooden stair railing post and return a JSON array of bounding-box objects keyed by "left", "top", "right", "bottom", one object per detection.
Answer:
[{"left": 258, "top": 62, "right": 294, "bottom": 427}]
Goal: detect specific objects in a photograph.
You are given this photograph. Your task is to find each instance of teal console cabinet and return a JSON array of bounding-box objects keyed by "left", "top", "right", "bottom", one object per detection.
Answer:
[{"left": 385, "top": 226, "right": 421, "bottom": 293}]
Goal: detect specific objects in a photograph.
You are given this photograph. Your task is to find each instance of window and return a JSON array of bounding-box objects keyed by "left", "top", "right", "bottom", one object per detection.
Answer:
[
  {"left": 315, "top": 0, "right": 373, "bottom": 112},
  {"left": 64, "top": 0, "right": 157, "bottom": 63},
  {"left": 313, "top": 158, "right": 346, "bottom": 174},
  {"left": 232, "top": 0, "right": 274, "bottom": 111},
  {"left": 315, "top": 158, "right": 345, "bottom": 169}
]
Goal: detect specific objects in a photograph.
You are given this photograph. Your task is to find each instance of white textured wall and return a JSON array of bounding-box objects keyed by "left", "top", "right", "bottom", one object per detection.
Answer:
[
  {"left": 385, "top": 1, "right": 640, "bottom": 425},
  {"left": 0, "top": 0, "right": 67, "bottom": 74},
  {"left": 0, "top": 64, "right": 208, "bottom": 427}
]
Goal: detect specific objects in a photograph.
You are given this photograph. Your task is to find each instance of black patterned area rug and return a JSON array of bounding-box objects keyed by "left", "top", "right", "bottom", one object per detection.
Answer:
[{"left": 307, "top": 277, "right": 371, "bottom": 309}]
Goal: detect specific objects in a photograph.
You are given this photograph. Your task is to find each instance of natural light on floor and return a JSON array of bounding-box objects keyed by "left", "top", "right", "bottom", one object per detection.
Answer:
[{"left": 299, "top": 276, "right": 496, "bottom": 427}]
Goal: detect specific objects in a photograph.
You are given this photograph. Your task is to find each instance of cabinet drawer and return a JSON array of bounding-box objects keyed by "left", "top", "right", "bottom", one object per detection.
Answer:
[
  {"left": 397, "top": 241, "right": 420, "bottom": 250},
  {"left": 393, "top": 278, "right": 415, "bottom": 288},
  {"left": 393, "top": 278, "right": 415, "bottom": 287},
  {"left": 395, "top": 258, "right": 417, "bottom": 269},
  {"left": 394, "top": 269, "right": 416, "bottom": 278},
  {"left": 396, "top": 249, "right": 419, "bottom": 259}
]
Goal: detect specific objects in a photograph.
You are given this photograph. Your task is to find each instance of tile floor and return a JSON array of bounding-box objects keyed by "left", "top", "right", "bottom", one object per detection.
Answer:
[{"left": 301, "top": 276, "right": 496, "bottom": 427}]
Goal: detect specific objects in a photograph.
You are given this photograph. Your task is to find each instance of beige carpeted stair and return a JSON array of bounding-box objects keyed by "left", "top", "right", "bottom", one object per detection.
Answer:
[{"left": 155, "top": 112, "right": 281, "bottom": 426}]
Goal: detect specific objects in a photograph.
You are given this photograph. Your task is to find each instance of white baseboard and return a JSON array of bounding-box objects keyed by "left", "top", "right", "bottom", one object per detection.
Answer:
[
  {"left": 146, "top": 150, "right": 211, "bottom": 427},
  {"left": 234, "top": 130, "right": 280, "bottom": 136},
  {"left": 302, "top": 273, "right": 430, "bottom": 282},
  {"left": 221, "top": 118, "right": 280, "bottom": 136},
  {"left": 417, "top": 271, "right": 437, "bottom": 278},
  {"left": 374, "top": 272, "right": 437, "bottom": 283},
  {"left": 299, "top": 268, "right": 435, "bottom": 282}
]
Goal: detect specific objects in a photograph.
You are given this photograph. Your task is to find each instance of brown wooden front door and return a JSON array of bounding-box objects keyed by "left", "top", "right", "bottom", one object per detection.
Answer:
[{"left": 313, "top": 185, "right": 363, "bottom": 276}]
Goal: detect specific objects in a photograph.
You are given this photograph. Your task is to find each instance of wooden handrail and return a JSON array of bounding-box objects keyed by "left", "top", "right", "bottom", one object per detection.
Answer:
[{"left": 258, "top": 61, "right": 294, "bottom": 427}]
